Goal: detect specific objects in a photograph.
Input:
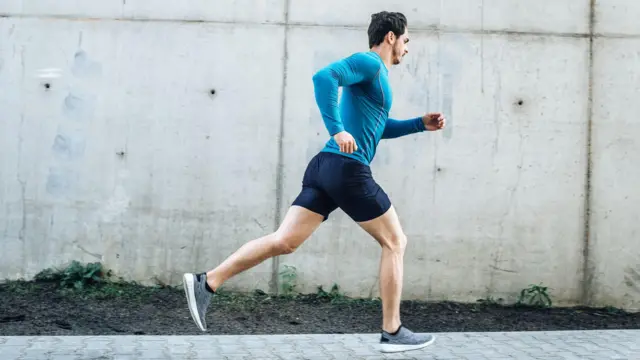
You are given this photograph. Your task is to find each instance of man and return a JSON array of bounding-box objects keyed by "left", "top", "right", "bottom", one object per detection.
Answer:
[{"left": 183, "top": 11, "right": 446, "bottom": 353}]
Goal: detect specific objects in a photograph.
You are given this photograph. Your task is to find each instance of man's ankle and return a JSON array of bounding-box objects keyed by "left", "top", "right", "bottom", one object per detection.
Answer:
[
  {"left": 383, "top": 323, "right": 402, "bottom": 335},
  {"left": 203, "top": 273, "right": 217, "bottom": 294}
]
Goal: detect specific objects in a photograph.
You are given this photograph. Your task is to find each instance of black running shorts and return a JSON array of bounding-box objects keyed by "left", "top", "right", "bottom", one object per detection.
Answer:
[{"left": 291, "top": 151, "right": 392, "bottom": 222}]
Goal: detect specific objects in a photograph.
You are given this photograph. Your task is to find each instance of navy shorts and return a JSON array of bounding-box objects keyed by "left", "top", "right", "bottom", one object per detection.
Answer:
[{"left": 291, "top": 151, "right": 392, "bottom": 222}]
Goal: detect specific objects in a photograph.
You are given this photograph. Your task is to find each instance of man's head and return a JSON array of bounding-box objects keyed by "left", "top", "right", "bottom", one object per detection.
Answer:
[{"left": 367, "top": 11, "right": 409, "bottom": 65}]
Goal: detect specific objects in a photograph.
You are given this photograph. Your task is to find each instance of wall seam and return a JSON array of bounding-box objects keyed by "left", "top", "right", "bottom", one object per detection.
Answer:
[
  {"left": 270, "top": 0, "right": 290, "bottom": 295},
  {"left": 581, "top": 0, "right": 596, "bottom": 306}
]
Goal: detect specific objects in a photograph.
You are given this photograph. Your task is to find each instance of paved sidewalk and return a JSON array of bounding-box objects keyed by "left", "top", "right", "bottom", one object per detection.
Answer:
[{"left": 0, "top": 330, "right": 638, "bottom": 359}]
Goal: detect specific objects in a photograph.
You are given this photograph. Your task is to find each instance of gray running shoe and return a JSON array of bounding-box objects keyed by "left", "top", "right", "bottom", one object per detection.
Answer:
[
  {"left": 380, "top": 325, "right": 435, "bottom": 353},
  {"left": 182, "top": 272, "right": 213, "bottom": 331}
]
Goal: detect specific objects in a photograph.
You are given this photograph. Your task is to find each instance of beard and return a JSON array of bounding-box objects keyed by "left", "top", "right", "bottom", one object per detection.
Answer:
[{"left": 392, "top": 46, "right": 404, "bottom": 65}]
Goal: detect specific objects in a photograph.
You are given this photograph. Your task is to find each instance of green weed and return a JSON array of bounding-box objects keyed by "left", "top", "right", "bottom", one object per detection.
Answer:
[
  {"left": 517, "top": 283, "right": 552, "bottom": 308},
  {"left": 316, "top": 283, "right": 347, "bottom": 303},
  {"left": 279, "top": 264, "right": 298, "bottom": 296},
  {"left": 33, "top": 260, "right": 111, "bottom": 290}
]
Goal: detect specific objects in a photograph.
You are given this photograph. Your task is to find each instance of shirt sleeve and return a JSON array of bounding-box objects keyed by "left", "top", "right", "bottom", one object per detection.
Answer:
[
  {"left": 381, "top": 116, "right": 426, "bottom": 139},
  {"left": 312, "top": 53, "right": 381, "bottom": 136}
]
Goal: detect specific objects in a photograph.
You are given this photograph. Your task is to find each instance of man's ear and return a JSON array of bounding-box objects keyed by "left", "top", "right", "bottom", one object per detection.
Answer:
[{"left": 386, "top": 31, "right": 396, "bottom": 45}]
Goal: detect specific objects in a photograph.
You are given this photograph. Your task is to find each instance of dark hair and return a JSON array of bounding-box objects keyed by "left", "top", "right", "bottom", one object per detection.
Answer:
[{"left": 367, "top": 11, "right": 407, "bottom": 48}]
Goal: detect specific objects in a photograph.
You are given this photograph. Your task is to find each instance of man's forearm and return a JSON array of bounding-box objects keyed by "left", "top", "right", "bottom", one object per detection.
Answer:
[{"left": 381, "top": 116, "right": 426, "bottom": 139}]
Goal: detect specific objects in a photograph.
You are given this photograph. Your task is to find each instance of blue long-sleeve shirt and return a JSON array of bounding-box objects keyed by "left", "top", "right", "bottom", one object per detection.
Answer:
[{"left": 312, "top": 51, "right": 426, "bottom": 165}]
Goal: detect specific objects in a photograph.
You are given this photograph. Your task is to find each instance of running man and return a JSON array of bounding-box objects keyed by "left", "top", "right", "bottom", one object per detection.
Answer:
[{"left": 183, "top": 11, "right": 446, "bottom": 353}]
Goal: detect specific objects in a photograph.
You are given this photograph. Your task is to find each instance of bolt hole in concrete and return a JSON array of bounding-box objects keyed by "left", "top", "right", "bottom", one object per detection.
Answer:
[
  {"left": 44, "top": 83, "right": 51, "bottom": 90},
  {"left": 210, "top": 89, "right": 216, "bottom": 95},
  {"left": 517, "top": 99, "right": 524, "bottom": 106}
]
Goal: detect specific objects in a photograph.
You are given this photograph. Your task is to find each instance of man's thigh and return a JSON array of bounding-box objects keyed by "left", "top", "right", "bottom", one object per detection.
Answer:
[
  {"left": 291, "top": 186, "right": 338, "bottom": 221},
  {"left": 357, "top": 205, "right": 404, "bottom": 247},
  {"left": 331, "top": 170, "right": 393, "bottom": 223}
]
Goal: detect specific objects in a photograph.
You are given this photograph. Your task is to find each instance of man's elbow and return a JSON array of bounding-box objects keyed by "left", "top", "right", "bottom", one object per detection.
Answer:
[
  {"left": 312, "top": 70, "right": 323, "bottom": 85},
  {"left": 312, "top": 68, "right": 334, "bottom": 87}
]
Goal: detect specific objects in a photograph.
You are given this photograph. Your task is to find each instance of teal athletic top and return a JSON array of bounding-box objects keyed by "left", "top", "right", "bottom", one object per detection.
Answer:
[{"left": 312, "top": 51, "right": 426, "bottom": 165}]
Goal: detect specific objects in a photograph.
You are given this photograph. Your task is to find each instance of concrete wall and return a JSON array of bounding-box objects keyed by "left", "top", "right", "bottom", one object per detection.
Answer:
[{"left": 0, "top": 0, "right": 638, "bottom": 311}]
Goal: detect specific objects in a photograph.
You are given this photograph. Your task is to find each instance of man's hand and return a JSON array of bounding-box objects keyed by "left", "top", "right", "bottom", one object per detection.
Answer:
[
  {"left": 333, "top": 131, "right": 358, "bottom": 154},
  {"left": 423, "top": 113, "right": 446, "bottom": 131}
]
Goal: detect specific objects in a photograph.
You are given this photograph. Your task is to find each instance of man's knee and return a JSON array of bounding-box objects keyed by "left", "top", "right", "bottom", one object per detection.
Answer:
[
  {"left": 272, "top": 232, "right": 302, "bottom": 255},
  {"left": 383, "top": 233, "right": 407, "bottom": 253}
]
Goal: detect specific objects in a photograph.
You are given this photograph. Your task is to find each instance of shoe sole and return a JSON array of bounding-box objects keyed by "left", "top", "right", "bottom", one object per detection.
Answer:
[
  {"left": 380, "top": 335, "right": 435, "bottom": 353},
  {"left": 182, "top": 273, "right": 206, "bottom": 332}
]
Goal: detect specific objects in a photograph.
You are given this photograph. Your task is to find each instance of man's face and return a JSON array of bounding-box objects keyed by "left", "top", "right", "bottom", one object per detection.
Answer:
[{"left": 391, "top": 28, "right": 409, "bottom": 65}]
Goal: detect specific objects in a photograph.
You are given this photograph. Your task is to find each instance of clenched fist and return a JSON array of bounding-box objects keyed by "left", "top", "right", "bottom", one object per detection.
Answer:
[
  {"left": 334, "top": 131, "right": 358, "bottom": 154},
  {"left": 423, "top": 113, "right": 446, "bottom": 131}
]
